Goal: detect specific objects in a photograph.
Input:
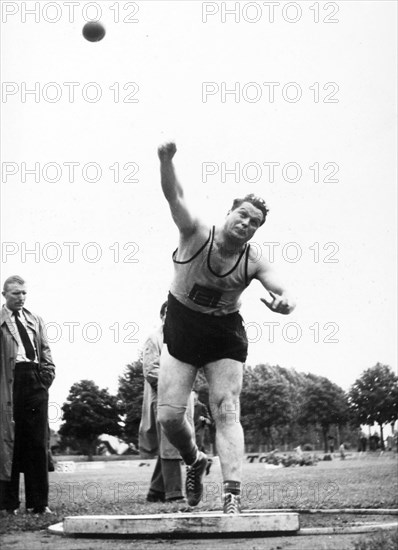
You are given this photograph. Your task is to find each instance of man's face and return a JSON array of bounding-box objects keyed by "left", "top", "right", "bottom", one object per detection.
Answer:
[
  {"left": 225, "top": 202, "right": 264, "bottom": 243},
  {"left": 2, "top": 283, "right": 27, "bottom": 311}
]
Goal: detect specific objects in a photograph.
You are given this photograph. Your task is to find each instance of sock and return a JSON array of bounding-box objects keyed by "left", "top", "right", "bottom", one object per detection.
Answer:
[{"left": 223, "top": 480, "right": 241, "bottom": 496}]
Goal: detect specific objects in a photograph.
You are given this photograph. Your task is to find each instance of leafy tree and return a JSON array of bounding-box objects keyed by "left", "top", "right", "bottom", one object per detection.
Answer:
[
  {"left": 349, "top": 363, "right": 398, "bottom": 449},
  {"left": 241, "top": 364, "right": 294, "bottom": 450},
  {"left": 271, "top": 365, "right": 309, "bottom": 447},
  {"left": 117, "top": 357, "right": 145, "bottom": 446},
  {"left": 299, "top": 375, "right": 349, "bottom": 452},
  {"left": 59, "top": 380, "right": 122, "bottom": 459}
]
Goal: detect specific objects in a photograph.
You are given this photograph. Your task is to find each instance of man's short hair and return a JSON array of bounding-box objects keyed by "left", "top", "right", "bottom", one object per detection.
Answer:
[
  {"left": 160, "top": 300, "right": 168, "bottom": 317},
  {"left": 231, "top": 194, "right": 269, "bottom": 225},
  {"left": 3, "top": 275, "right": 26, "bottom": 292}
]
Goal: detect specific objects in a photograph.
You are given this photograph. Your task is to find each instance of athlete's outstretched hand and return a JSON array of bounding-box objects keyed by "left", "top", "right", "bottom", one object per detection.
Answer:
[
  {"left": 261, "top": 291, "right": 295, "bottom": 315},
  {"left": 158, "top": 142, "right": 177, "bottom": 162}
]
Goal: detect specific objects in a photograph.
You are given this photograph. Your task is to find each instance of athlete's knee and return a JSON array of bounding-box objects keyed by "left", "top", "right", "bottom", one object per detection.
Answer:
[
  {"left": 157, "top": 403, "right": 187, "bottom": 433},
  {"left": 209, "top": 395, "right": 241, "bottom": 426}
]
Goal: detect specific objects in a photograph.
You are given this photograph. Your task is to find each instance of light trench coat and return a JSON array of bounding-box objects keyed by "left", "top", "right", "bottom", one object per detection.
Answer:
[
  {"left": 138, "top": 325, "right": 193, "bottom": 459},
  {"left": 0, "top": 306, "right": 55, "bottom": 481}
]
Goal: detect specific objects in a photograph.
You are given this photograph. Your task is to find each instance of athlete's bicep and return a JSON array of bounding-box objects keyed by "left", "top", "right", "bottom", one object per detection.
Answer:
[
  {"left": 253, "top": 259, "right": 287, "bottom": 296},
  {"left": 168, "top": 195, "right": 199, "bottom": 235}
]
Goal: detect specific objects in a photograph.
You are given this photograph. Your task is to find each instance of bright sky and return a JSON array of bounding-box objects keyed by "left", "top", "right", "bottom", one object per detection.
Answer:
[{"left": 1, "top": 1, "right": 396, "bottom": 428}]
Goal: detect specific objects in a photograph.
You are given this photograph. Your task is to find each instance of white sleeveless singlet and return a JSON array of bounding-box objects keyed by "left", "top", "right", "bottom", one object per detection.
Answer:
[{"left": 170, "top": 226, "right": 251, "bottom": 316}]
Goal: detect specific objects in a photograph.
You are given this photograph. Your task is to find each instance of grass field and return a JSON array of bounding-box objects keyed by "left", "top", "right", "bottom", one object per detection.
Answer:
[
  {"left": 1, "top": 453, "right": 397, "bottom": 536},
  {"left": 1, "top": 453, "right": 397, "bottom": 550}
]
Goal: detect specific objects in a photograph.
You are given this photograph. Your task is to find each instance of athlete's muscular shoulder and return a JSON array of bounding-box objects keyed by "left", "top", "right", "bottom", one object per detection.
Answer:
[
  {"left": 246, "top": 247, "right": 271, "bottom": 281},
  {"left": 175, "top": 221, "right": 210, "bottom": 260},
  {"left": 179, "top": 220, "right": 210, "bottom": 246}
]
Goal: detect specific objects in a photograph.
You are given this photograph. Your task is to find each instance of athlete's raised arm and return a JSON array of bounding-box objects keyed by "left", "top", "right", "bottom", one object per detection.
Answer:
[{"left": 158, "top": 142, "right": 199, "bottom": 236}]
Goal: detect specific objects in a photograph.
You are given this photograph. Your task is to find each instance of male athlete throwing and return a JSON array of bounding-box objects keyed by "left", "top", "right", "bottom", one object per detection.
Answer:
[{"left": 157, "top": 142, "right": 296, "bottom": 514}]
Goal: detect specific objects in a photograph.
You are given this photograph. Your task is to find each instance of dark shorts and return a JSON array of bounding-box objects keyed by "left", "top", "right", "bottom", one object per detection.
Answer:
[{"left": 163, "top": 293, "right": 248, "bottom": 367}]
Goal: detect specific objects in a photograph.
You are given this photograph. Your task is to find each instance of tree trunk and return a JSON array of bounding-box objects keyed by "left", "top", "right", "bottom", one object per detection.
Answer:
[
  {"left": 379, "top": 423, "right": 385, "bottom": 450},
  {"left": 323, "top": 427, "right": 329, "bottom": 453},
  {"left": 336, "top": 425, "right": 341, "bottom": 448},
  {"left": 257, "top": 429, "right": 263, "bottom": 453},
  {"left": 88, "top": 439, "right": 96, "bottom": 461},
  {"left": 269, "top": 428, "right": 275, "bottom": 450}
]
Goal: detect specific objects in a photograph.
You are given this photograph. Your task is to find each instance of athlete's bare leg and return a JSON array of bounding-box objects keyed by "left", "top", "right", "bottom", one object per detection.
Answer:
[
  {"left": 157, "top": 345, "right": 198, "bottom": 462},
  {"left": 204, "top": 359, "right": 244, "bottom": 482}
]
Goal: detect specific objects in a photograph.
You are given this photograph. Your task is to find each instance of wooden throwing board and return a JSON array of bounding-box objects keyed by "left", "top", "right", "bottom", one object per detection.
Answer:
[{"left": 59, "top": 511, "right": 299, "bottom": 537}]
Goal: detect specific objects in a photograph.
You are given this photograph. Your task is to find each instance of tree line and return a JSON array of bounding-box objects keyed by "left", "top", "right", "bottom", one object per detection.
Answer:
[{"left": 58, "top": 362, "right": 398, "bottom": 457}]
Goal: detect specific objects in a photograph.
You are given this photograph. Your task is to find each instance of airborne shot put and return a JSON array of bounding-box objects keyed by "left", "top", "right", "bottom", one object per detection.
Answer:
[{"left": 157, "top": 142, "right": 296, "bottom": 515}]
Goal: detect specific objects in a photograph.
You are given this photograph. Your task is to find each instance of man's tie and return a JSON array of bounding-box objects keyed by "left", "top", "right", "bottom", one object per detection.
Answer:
[{"left": 13, "top": 310, "right": 36, "bottom": 361}]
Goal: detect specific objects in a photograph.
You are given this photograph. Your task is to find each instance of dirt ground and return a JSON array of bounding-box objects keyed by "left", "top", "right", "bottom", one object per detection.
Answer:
[{"left": 0, "top": 529, "right": 372, "bottom": 550}]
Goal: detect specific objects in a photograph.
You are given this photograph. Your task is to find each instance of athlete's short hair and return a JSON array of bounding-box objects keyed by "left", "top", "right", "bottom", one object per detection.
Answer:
[
  {"left": 3, "top": 275, "right": 26, "bottom": 292},
  {"left": 231, "top": 194, "right": 269, "bottom": 225}
]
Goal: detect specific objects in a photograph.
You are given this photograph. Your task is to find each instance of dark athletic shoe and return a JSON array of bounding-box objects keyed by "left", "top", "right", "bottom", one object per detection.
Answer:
[
  {"left": 32, "top": 506, "right": 53, "bottom": 514},
  {"left": 146, "top": 491, "right": 166, "bottom": 503},
  {"left": 186, "top": 451, "right": 208, "bottom": 506},
  {"left": 223, "top": 492, "right": 241, "bottom": 515}
]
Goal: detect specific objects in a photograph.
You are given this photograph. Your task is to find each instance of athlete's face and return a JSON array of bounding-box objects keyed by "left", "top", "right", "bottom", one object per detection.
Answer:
[
  {"left": 2, "top": 283, "right": 27, "bottom": 311},
  {"left": 225, "top": 202, "right": 264, "bottom": 243}
]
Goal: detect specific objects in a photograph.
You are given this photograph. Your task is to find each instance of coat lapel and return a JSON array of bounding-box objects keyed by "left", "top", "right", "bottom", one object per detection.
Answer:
[{"left": 1, "top": 307, "right": 19, "bottom": 345}]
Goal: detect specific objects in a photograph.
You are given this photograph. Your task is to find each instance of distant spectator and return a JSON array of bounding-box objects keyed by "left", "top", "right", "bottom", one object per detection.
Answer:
[
  {"left": 295, "top": 445, "right": 303, "bottom": 459},
  {"left": 360, "top": 434, "right": 367, "bottom": 452},
  {"left": 192, "top": 389, "right": 214, "bottom": 475},
  {"left": 369, "top": 433, "right": 380, "bottom": 451},
  {"left": 339, "top": 443, "right": 346, "bottom": 460},
  {"left": 192, "top": 390, "right": 212, "bottom": 453}
]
